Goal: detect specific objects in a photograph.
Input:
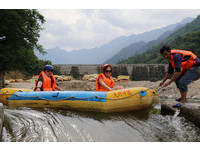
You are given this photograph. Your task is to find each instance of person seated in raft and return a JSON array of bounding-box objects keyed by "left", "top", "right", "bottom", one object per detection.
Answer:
[
  {"left": 96, "top": 64, "right": 124, "bottom": 91},
  {"left": 34, "top": 65, "right": 62, "bottom": 91}
]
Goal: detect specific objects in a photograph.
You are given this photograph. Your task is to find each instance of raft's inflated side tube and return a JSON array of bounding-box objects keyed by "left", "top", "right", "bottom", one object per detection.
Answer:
[
  {"left": 10, "top": 91, "right": 107, "bottom": 102},
  {"left": 0, "top": 87, "right": 158, "bottom": 113}
]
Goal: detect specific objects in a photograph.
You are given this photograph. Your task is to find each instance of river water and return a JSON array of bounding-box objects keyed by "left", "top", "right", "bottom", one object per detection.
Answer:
[{"left": 1, "top": 100, "right": 200, "bottom": 142}]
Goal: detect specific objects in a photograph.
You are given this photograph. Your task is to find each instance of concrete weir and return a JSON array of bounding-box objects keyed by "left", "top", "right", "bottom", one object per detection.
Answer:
[
  {"left": 55, "top": 64, "right": 168, "bottom": 81},
  {"left": 161, "top": 101, "right": 200, "bottom": 128},
  {"left": 0, "top": 103, "right": 4, "bottom": 141}
]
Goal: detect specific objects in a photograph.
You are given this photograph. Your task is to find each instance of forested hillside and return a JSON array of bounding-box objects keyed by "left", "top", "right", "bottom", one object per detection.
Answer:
[
  {"left": 105, "top": 18, "right": 193, "bottom": 64},
  {"left": 104, "top": 41, "right": 146, "bottom": 64},
  {"left": 119, "top": 15, "right": 200, "bottom": 64},
  {"left": 0, "top": 10, "right": 60, "bottom": 76}
]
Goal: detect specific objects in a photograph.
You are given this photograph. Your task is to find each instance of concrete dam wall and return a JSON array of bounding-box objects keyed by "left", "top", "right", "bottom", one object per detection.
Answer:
[{"left": 55, "top": 64, "right": 168, "bottom": 81}]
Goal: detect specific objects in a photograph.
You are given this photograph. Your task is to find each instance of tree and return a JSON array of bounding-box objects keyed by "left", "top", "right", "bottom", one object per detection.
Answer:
[{"left": 0, "top": 9, "right": 45, "bottom": 73}]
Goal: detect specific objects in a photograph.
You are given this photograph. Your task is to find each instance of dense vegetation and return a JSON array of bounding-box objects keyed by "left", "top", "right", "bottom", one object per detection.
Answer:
[
  {"left": 119, "top": 15, "right": 200, "bottom": 64},
  {"left": 0, "top": 9, "right": 60, "bottom": 76}
]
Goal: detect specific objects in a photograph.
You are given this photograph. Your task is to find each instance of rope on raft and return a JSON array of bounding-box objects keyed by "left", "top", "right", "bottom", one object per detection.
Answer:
[{"left": 1, "top": 88, "right": 155, "bottom": 101}]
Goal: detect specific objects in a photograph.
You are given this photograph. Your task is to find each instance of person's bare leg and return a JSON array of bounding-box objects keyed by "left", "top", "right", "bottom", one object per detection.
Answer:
[{"left": 180, "top": 91, "right": 187, "bottom": 104}]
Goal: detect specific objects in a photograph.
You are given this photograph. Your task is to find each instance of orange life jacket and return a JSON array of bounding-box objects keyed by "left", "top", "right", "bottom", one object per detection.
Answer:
[
  {"left": 34, "top": 71, "right": 56, "bottom": 91},
  {"left": 96, "top": 73, "right": 115, "bottom": 92},
  {"left": 169, "top": 49, "right": 197, "bottom": 70}
]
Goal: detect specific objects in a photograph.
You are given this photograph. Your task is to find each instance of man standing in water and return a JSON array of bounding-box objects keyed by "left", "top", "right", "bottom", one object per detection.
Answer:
[{"left": 159, "top": 46, "right": 200, "bottom": 108}]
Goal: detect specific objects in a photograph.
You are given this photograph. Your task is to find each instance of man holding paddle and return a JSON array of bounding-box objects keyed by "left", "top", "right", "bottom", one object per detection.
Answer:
[{"left": 159, "top": 46, "right": 200, "bottom": 108}]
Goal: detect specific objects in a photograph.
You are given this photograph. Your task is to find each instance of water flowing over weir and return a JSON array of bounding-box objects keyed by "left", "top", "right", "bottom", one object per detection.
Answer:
[{"left": 1, "top": 101, "right": 200, "bottom": 142}]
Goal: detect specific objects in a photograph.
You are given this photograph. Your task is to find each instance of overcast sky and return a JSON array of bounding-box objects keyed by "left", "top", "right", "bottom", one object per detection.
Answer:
[
  {"left": 2, "top": 0, "right": 200, "bottom": 52},
  {"left": 38, "top": 9, "right": 200, "bottom": 52}
]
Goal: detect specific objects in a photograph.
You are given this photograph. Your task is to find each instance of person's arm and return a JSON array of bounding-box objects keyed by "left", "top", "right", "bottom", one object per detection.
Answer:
[
  {"left": 99, "top": 79, "right": 112, "bottom": 91},
  {"left": 162, "top": 72, "right": 181, "bottom": 87},
  {"left": 159, "top": 73, "right": 172, "bottom": 87},
  {"left": 162, "top": 53, "right": 182, "bottom": 87},
  {"left": 35, "top": 81, "right": 43, "bottom": 91},
  {"left": 159, "top": 63, "right": 173, "bottom": 87},
  {"left": 55, "top": 85, "right": 62, "bottom": 91}
]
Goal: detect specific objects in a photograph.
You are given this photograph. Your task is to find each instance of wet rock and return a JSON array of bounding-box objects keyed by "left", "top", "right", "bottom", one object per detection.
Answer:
[
  {"left": 161, "top": 100, "right": 176, "bottom": 115},
  {"left": 192, "top": 95, "right": 200, "bottom": 99},
  {"left": 161, "top": 100, "right": 200, "bottom": 128},
  {"left": 180, "top": 103, "right": 200, "bottom": 128},
  {"left": 167, "top": 95, "right": 174, "bottom": 99}
]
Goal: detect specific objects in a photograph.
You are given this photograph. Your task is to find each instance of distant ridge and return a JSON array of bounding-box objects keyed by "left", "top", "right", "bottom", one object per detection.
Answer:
[
  {"left": 119, "top": 15, "right": 200, "bottom": 64},
  {"left": 35, "top": 17, "right": 194, "bottom": 64}
]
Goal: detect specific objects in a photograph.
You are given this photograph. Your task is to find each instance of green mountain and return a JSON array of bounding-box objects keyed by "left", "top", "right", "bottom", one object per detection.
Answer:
[
  {"left": 104, "top": 18, "right": 193, "bottom": 64},
  {"left": 104, "top": 41, "right": 146, "bottom": 64},
  {"left": 119, "top": 15, "right": 200, "bottom": 64}
]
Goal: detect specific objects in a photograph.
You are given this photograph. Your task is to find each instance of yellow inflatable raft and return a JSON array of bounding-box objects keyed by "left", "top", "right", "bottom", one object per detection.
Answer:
[{"left": 0, "top": 87, "right": 158, "bottom": 113}]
